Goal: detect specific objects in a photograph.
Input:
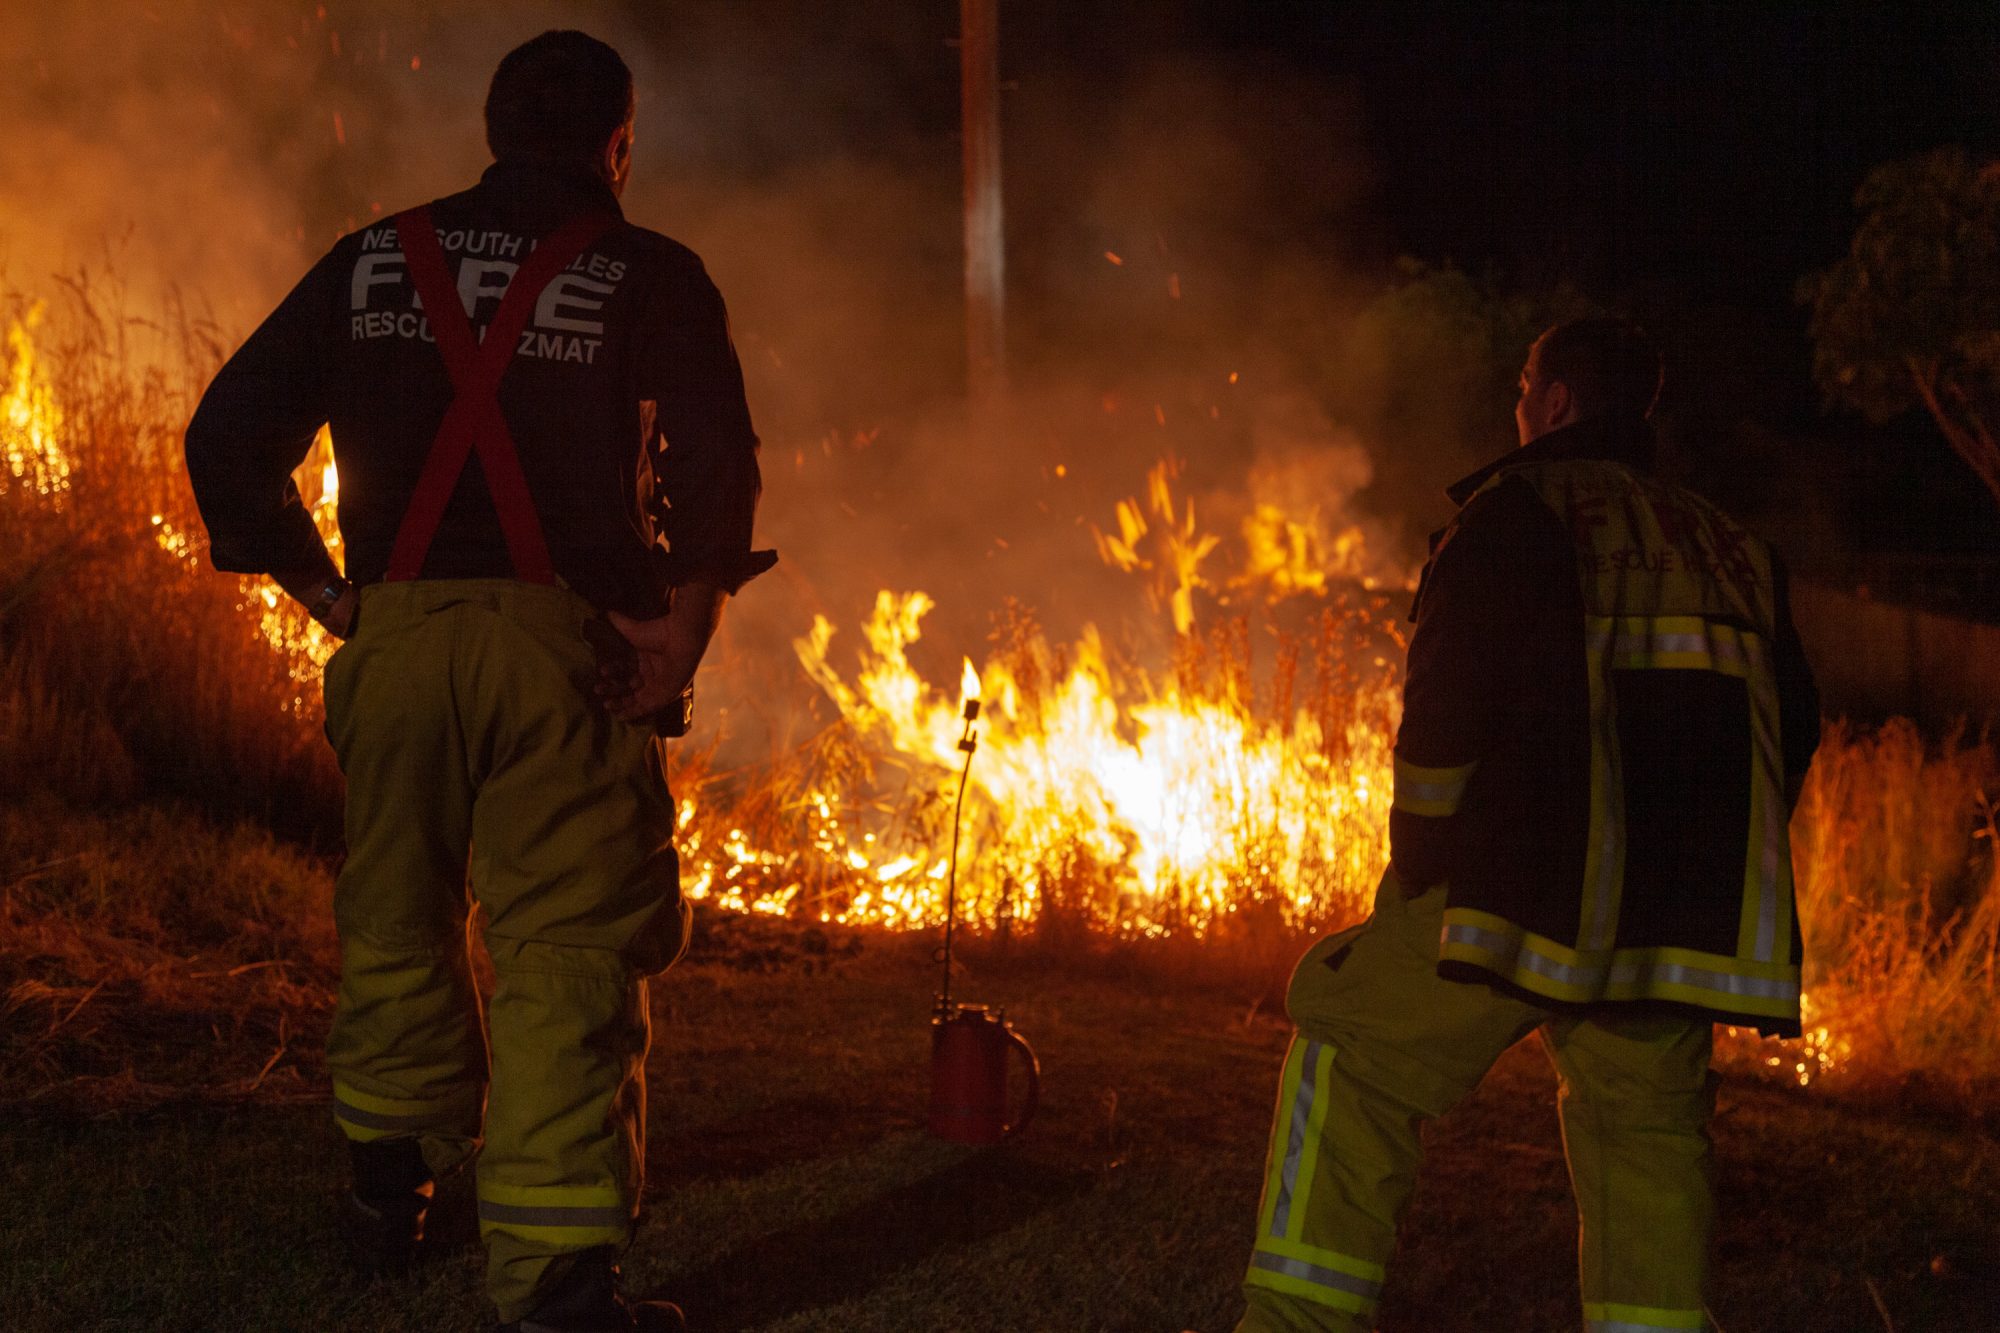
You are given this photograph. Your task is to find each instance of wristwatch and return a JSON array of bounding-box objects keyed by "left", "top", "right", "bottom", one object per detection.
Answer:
[{"left": 307, "top": 576, "right": 350, "bottom": 627}]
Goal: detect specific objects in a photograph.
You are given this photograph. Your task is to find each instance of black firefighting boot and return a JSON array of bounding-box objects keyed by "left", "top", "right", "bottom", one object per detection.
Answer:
[
  {"left": 496, "top": 1247, "right": 684, "bottom": 1333},
  {"left": 343, "top": 1137, "right": 434, "bottom": 1278}
]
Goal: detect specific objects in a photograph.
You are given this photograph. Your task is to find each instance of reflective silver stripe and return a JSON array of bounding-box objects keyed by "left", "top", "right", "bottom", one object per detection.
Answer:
[
  {"left": 1583, "top": 621, "right": 1623, "bottom": 952},
  {"left": 1755, "top": 770, "right": 1782, "bottom": 961},
  {"left": 1446, "top": 922, "right": 1593, "bottom": 987},
  {"left": 1608, "top": 959, "right": 1797, "bottom": 1002},
  {"left": 1269, "top": 1040, "right": 1323, "bottom": 1237},
  {"left": 477, "top": 1201, "right": 630, "bottom": 1230},
  {"left": 1397, "top": 776, "right": 1465, "bottom": 804},
  {"left": 1445, "top": 923, "right": 1800, "bottom": 1003},
  {"left": 333, "top": 1100, "right": 438, "bottom": 1131},
  {"left": 1587, "top": 820, "right": 1620, "bottom": 951},
  {"left": 1747, "top": 679, "right": 1785, "bottom": 964},
  {"left": 1393, "top": 759, "right": 1477, "bottom": 816},
  {"left": 1608, "top": 629, "right": 1748, "bottom": 666},
  {"left": 1248, "top": 1251, "right": 1382, "bottom": 1302}
]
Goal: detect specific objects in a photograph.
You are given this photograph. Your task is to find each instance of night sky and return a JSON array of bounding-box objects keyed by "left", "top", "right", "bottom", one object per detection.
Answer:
[
  {"left": 1044, "top": 2, "right": 2000, "bottom": 310},
  {"left": 1002, "top": 1, "right": 2000, "bottom": 557},
  {"left": 624, "top": 1, "right": 2000, "bottom": 583}
]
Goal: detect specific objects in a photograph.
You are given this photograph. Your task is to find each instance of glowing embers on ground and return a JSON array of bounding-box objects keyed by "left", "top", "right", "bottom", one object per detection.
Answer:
[
  {"left": 1728, "top": 991, "right": 1852, "bottom": 1086},
  {"left": 1, "top": 306, "right": 72, "bottom": 498}
]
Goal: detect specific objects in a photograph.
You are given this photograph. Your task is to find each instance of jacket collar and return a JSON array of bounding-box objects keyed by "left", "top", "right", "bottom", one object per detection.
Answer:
[
  {"left": 476, "top": 157, "right": 625, "bottom": 222},
  {"left": 1445, "top": 413, "right": 1657, "bottom": 507}
]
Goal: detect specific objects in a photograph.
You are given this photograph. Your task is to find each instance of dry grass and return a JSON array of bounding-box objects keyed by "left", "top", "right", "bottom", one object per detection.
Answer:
[
  {"left": 0, "top": 282, "right": 343, "bottom": 839},
  {"left": 1758, "top": 719, "right": 2000, "bottom": 1104},
  {"left": 4, "top": 281, "right": 1999, "bottom": 1112},
  {"left": 0, "top": 795, "right": 336, "bottom": 1111}
]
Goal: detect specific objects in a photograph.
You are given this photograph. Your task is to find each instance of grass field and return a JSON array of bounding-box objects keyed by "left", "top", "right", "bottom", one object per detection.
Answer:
[{"left": 3, "top": 821, "right": 1997, "bottom": 1333}]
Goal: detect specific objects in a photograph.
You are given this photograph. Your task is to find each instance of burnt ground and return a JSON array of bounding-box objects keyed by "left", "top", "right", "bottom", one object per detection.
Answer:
[{"left": 2, "top": 913, "right": 1996, "bottom": 1332}]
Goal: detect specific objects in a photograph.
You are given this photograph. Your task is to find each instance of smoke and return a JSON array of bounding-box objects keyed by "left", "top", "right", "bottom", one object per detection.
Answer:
[{"left": 0, "top": 1, "right": 1517, "bottom": 759}]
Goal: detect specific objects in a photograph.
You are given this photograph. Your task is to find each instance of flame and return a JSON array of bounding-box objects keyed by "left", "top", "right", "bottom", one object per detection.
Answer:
[
  {"left": 772, "top": 589, "right": 1398, "bottom": 936},
  {"left": 1, "top": 296, "right": 1857, "bottom": 1091},
  {"left": 10, "top": 296, "right": 1396, "bottom": 937},
  {"left": 1, "top": 307, "right": 72, "bottom": 499},
  {"left": 139, "top": 419, "right": 343, "bottom": 680},
  {"left": 1092, "top": 460, "right": 1219, "bottom": 635},
  {"left": 659, "top": 465, "right": 1412, "bottom": 938}
]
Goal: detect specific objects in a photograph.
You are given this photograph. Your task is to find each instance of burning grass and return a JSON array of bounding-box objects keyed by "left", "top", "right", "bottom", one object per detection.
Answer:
[
  {"left": 3, "top": 283, "right": 1999, "bottom": 1111},
  {"left": 1729, "top": 718, "right": 2000, "bottom": 1103},
  {"left": 0, "top": 283, "right": 342, "bottom": 836}
]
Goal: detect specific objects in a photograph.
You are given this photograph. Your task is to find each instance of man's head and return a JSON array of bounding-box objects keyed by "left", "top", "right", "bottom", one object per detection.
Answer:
[
  {"left": 485, "top": 31, "right": 636, "bottom": 196},
  {"left": 1514, "top": 316, "right": 1663, "bottom": 446}
]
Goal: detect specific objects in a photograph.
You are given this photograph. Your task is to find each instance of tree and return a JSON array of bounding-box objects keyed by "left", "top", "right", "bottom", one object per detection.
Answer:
[{"left": 1802, "top": 147, "right": 2000, "bottom": 513}]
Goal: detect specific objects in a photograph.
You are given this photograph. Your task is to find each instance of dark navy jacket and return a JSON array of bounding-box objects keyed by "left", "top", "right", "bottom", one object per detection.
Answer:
[
  {"left": 1389, "top": 415, "right": 1821, "bottom": 1033},
  {"left": 186, "top": 158, "right": 773, "bottom": 617}
]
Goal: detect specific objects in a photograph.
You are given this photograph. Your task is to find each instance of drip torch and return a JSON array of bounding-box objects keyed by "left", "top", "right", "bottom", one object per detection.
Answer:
[{"left": 928, "top": 660, "right": 1040, "bottom": 1145}]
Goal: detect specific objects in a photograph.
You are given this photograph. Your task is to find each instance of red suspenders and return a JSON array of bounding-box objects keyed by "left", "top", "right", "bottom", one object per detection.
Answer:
[{"left": 384, "top": 205, "right": 616, "bottom": 584}]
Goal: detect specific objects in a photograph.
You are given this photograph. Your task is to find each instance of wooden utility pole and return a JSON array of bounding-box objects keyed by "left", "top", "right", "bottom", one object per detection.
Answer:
[{"left": 961, "top": 0, "right": 1006, "bottom": 407}]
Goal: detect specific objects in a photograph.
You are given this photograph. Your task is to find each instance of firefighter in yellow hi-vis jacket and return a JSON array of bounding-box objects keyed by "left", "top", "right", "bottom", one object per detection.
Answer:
[
  {"left": 185, "top": 31, "right": 772, "bottom": 1332},
  {"left": 1236, "top": 318, "right": 1819, "bottom": 1333}
]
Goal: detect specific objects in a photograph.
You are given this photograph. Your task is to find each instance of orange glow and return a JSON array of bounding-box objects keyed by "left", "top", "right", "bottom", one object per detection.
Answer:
[{"left": 1, "top": 307, "right": 71, "bottom": 498}]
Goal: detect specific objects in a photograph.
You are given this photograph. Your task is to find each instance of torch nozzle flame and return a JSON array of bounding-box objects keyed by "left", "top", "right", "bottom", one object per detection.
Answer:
[{"left": 960, "top": 658, "right": 982, "bottom": 721}]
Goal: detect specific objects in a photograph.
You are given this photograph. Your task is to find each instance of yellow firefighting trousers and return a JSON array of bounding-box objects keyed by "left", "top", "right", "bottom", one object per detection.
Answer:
[
  {"left": 321, "top": 580, "right": 689, "bottom": 1323},
  {"left": 1240, "top": 871, "right": 1714, "bottom": 1333}
]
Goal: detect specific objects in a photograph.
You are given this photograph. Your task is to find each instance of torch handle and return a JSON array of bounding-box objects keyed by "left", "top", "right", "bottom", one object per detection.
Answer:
[
  {"left": 940, "top": 717, "right": 977, "bottom": 1009},
  {"left": 1001, "top": 1025, "right": 1041, "bottom": 1141}
]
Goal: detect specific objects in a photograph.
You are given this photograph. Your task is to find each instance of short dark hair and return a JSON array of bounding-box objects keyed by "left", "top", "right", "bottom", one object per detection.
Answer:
[
  {"left": 1534, "top": 317, "right": 1663, "bottom": 419},
  {"left": 485, "top": 31, "right": 633, "bottom": 163}
]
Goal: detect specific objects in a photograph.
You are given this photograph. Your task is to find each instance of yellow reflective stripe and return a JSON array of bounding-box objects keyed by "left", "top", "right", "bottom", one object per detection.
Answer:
[
  {"left": 477, "top": 1219, "right": 630, "bottom": 1246},
  {"left": 1580, "top": 620, "right": 1626, "bottom": 951},
  {"left": 1258, "top": 1039, "right": 1309, "bottom": 1238},
  {"left": 1584, "top": 1301, "right": 1705, "bottom": 1330},
  {"left": 1245, "top": 1247, "right": 1382, "bottom": 1315},
  {"left": 1256, "top": 1235, "right": 1386, "bottom": 1282},
  {"left": 1605, "top": 615, "right": 1756, "bottom": 678},
  {"left": 1392, "top": 757, "right": 1478, "bottom": 817},
  {"left": 477, "top": 1182, "right": 631, "bottom": 1244},
  {"left": 1439, "top": 908, "right": 1801, "bottom": 1019},
  {"left": 332, "top": 1080, "right": 474, "bottom": 1119},
  {"left": 335, "top": 1120, "right": 403, "bottom": 1144},
  {"left": 332, "top": 1080, "right": 479, "bottom": 1140},
  {"left": 477, "top": 1181, "right": 626, "bottom": 1210},
  {"left": 1738, "top": 653, "right": 1789, "bottom": 966},
  {"left": 1254, "top": 1039, "right": 1307, "bottom": 1239},
  {"left": 1288, "top": 1040, "right": 1336, "bottom": 1240}
]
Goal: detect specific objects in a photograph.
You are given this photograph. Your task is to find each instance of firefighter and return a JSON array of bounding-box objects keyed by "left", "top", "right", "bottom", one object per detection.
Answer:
[
  {"left": 184, "top": 30, "right": 773, "bottom": 1332},
  {"left": 1235, "top": 318, "right": 1819, "bottom": 1332}
]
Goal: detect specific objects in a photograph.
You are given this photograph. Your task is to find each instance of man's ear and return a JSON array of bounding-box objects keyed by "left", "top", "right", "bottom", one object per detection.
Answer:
[
  {"left": 604, "top": 122, "right": 634, "bottom": 191},
  {"left": 1546, "top": 379, "right": 1575, "bottom": 428}
]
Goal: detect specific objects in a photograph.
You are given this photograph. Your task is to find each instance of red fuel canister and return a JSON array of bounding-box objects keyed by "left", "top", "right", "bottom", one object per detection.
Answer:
[{"left": 928, "top": 1002, "right": 1040, "bottom": 1145}]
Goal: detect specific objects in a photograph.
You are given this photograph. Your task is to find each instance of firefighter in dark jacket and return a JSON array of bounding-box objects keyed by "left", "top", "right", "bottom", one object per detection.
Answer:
[
  {"left": 184, "top": 31, "right": 772, "bottom": 1332},
  {"left": 1236, "top": 318, "right": 1819, "bottom": 1333}
]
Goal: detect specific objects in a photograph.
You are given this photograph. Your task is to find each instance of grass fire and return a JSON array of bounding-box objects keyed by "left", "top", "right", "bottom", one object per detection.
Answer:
[{"left": 4, "top": 5, "right": 2000, "bottom": 1332}]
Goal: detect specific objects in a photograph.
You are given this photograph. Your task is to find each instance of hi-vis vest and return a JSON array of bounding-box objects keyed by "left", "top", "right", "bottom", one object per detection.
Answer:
[{"left": 1419, "top": 458, "right": 1802, "bottom": 1032}]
